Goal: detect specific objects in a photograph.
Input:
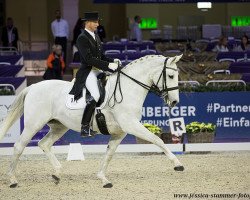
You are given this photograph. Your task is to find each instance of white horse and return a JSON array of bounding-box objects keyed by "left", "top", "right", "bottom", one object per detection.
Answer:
[{"left": 0, "top": 55, "right": 184, "bottom": 188}]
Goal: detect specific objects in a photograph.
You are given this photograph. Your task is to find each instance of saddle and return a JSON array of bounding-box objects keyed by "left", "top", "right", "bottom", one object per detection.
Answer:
[
  {"left": 66, "top": 73, "right": 110, "bottom": 135},
  {"left": 66, "top": 73, "right": 107, "bottom": 110}
]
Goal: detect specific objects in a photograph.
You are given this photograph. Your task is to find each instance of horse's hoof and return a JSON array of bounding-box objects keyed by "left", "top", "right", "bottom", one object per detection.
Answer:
[
  {"left": 103, "top": 183, "right": 113, "bottom": 188},
  {"left": 174, "top": 166, "right": 184, "bottom": 171},
  {"left": 52, "top": 175, "right": 60, "bottom": 184},
  {"left": 10, "top": 183, "right": 18, "bottom": 188}
]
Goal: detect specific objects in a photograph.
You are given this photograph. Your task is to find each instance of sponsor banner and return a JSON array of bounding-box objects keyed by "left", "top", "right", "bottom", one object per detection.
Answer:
[
  {"left": 0, "top": 96, "right": 20, "bottom": 143},
  {"left": 1, "top": 92, "right": 249, "bottom": 146},
  {"left": 142, "top": 92, "right": 250, "bottom": 142}
]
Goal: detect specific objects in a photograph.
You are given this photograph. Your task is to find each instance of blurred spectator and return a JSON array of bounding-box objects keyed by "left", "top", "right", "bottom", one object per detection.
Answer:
[
  {"left": 43, "top": 44, "right": 65, "bottom": 80},
  {"left": 72, "top": 18, "right": 83, "bottom": 47},
  {"left": 97, "top": 24, "right": 106, "bottom": 42},
  {"left": 72, "top": 18, "right": 83, "bottom": 62},
  {"left": 130, "top": 15, "right": 142, "bottom": 42},
  {"left": 212, "top": 36, "right": 229, "bottom": 52},
  {"left": 113, "top": 35, "right": 120, "bottom": 42},
  {"left": 1, "top": 17, "right": 19, "bottom": 49},
  {"left": 186, "top": 39, "right": 199, "bottom": 52},
  {"left": 234, "top": 35, "right": 250, "bottom": 52},
  {"left": 51, "top": 10, "right": 69, "bottom": 63}
]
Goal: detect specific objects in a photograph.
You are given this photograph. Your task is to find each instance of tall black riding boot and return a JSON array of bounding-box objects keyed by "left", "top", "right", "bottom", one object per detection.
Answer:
[{"left": 81, "top": 97, "right": 97, "bottom": 137}]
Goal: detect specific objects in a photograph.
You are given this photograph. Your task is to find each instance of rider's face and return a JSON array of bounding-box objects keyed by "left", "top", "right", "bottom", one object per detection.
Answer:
[{"left": 85, "top": 20, "right": 99, "bottom": 32}]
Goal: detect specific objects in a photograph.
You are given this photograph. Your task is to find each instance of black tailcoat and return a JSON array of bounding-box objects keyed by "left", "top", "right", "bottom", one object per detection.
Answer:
[{"left": 69, "top": 30, "right": 113, "bottom": 100}]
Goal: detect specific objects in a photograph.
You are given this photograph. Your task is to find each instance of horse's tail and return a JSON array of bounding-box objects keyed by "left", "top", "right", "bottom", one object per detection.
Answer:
[{"left": 0, "top": 86, "right": 30, "bottom": 142}]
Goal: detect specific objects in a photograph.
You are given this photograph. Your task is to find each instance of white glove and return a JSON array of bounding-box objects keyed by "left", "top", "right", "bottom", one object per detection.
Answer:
[
  {"left": 108, "top": 63, "right": 118, "bottom": 71},
  {"left": 114, "top": 58, "right": 122, "bottom": 66}
]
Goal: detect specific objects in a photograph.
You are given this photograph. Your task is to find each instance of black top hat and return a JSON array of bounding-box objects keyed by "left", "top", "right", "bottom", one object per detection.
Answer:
[{"left": 82, "top": 12, "right": 100, "bottom": 21}]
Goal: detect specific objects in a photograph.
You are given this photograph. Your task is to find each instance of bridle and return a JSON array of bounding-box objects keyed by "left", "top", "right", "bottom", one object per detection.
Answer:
[
  {"left": 108, "top": 57, "right": 179, "bottom": 108},
  {"left": 150, "top": 57, "right": 179, "bottom": 97}
]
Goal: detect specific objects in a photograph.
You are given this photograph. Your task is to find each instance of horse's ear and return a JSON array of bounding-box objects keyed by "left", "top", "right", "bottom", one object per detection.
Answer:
[
  {"left": 166, "top": 57, "right": 175, "bottom": 66},
  {"left": 174, "top": 54, "right": 183, "bottom": 63},
  {"left": 166, "top": 54, "right": 183, "bottom": 65}
]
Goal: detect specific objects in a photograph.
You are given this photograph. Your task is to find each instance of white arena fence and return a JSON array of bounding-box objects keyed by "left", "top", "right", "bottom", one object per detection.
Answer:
[{"left": 0, "top": 143, "right": 250, "bottom": 156}]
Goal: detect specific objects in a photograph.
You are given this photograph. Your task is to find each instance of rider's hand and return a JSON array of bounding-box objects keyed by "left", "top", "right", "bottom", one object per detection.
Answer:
[
  {"left": 108, "top": 63, "right": 118, "bottom": 71},
  {"left": 114, "top": 59, "right": 122, "bottom": 66}
]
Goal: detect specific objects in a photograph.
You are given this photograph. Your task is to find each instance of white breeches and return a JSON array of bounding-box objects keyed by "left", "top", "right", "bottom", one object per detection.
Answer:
[{"left": 85, "top": 70, "right": 102, "bottom": 102}]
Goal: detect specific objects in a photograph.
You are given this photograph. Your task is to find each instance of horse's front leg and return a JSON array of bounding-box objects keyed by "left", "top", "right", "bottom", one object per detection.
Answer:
[
  {"left": 97, "top": 133, "right": 126, "bottom": 188},
  {"left": 117, "top": 116, "right": 184, "bottom": 171}
]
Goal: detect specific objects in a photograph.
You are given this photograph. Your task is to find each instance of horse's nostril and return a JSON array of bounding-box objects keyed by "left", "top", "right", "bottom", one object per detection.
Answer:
[{"left": 171, "top": 101, "right": 178, "bottom": 107}]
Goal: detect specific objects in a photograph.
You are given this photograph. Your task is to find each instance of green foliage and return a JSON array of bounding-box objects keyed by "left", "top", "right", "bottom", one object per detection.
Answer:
[
  {"left": 143, "top": 123, "right": 162, "bottom": 136},
  {"left": 0, "top": 89, "right": 15, "bottom": 95},
  {"left": 186, "top": 121, "right": 216, "bottom": 134}
]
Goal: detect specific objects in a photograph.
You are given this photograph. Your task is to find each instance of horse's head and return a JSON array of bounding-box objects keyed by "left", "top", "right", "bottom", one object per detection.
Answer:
[{"left": 150, "top": 55, "right": 182, "bottom": 108}]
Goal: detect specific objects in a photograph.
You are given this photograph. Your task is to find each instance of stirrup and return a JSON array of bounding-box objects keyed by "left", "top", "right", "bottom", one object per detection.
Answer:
[{"left": 81, "top": 125, "right": 95, "bottom": 137}]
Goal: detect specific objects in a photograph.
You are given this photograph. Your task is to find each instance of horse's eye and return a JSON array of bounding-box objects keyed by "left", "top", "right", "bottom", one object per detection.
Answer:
[{"left": 169, "top": 75, "right": 174, "bottom": 79}]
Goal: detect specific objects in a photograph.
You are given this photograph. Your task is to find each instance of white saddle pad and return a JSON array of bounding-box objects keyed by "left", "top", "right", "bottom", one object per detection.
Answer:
[
  {"left": 65, "top": 79, "right": 110, "bottom": 110},
  {"left": 66, "top": 89, "right": 87, "bottom": 110}
]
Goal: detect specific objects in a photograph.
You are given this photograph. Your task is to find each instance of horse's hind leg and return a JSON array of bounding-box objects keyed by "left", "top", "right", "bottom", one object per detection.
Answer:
[
  {"left": 8, "top": 126, "right": 43, "bottom": 188},
  {"left": 97, "top": 133, "right": 126, "bottom": 188},
  {"left": 38, "top": 121, "right": 68, "bottom": 184}
]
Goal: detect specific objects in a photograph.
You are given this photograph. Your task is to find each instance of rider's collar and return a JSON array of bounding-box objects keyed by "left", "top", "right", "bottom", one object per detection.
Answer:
[{"left": 85, "top": 28, "right": 96, "bottom": 40}]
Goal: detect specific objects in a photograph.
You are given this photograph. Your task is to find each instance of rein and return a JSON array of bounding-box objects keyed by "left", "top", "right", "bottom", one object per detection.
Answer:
[{"left": 108, "top": 57, "right": 179, "bottom": 108}]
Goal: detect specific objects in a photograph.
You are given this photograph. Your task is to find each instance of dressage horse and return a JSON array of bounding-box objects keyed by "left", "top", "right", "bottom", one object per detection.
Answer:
[{"left": 0, "top": 55, "right": 184, "bottom": 188}]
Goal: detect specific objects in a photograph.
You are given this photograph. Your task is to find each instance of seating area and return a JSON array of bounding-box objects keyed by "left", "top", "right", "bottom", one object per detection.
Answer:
[
  {"left": 150, "top": 24, "right": 250, "bottom": 42},
  {"left": 178, "top": 59, "right": 250, "bottom": 88},
  {"left": 69, "top": 37, "right": 250, "bottom": 88},
  {"left": 102, "top": 40, "right": 156, "bottom": 63},
  {"left": 229, "top": 61, "right": 250, "bottom": 74},
  {"left": 0, "top": 53, "right": 27, "bottom": 94},
  {"left": 216, "top": 51, "right": 250, "bottom": 62},
  {"left": 152, "top": 36, "right": 250, "bottom": 87},
  {"left": 103, "top": 40, "right": 154, "bottom": 50},
  {"left": 0, "top": 54, "right": 23, "bottom": 65},
  {"left": 72, "top": 40, "right": 157, "bottom": 66},
  {"left": 0, "top": 65, "right": 25, "bottom": 77},
  {"left": 1, "top": 35, "right": 250, "bottom": 94}
]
